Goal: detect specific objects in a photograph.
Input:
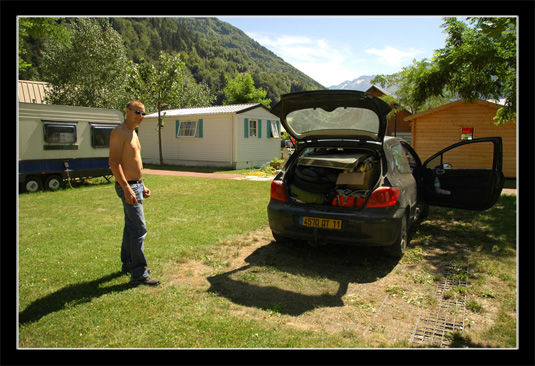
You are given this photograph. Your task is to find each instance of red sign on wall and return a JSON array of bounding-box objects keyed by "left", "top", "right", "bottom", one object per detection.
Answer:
[
  {"left": 462, "top": 127, "right": 473, "bottom": 135},
  {"left": 461, "top": 127, "right": 474, "bottom": 140}
]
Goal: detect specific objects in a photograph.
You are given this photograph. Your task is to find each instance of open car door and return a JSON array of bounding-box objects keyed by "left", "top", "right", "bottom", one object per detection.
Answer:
[{"left": 422, "top": 137, "right": 504, "bottom": 211}]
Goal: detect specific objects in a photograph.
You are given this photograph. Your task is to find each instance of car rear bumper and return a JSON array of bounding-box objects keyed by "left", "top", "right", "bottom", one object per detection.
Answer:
[{"left": 267, "top": 200, "right": 405, "bottom": 247}]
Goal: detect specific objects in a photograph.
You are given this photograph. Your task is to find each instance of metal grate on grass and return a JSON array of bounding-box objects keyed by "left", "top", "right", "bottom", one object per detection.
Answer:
[{"left": 353, "top": 263, "right": 470, "bottom": 347}]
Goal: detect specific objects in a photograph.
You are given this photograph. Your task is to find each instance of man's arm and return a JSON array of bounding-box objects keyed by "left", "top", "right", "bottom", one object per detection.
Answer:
[{"left": 109, "top": 128, "right": 138, "bottom": 204}]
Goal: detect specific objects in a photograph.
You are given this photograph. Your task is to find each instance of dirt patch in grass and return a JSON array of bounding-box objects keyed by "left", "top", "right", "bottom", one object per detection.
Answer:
[
  {"left": 168, "top": 231, "right": 455, "bottom": 347},
  {"left": 167, "top": 200, "right": 516, "bottom": 348}
]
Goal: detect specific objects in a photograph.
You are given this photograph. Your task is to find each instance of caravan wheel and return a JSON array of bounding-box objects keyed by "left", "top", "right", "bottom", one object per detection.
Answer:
[
  {"left": 45, "top": 175, "right": 64, "bottom": 191},
  {"left": 25, "top": 176, "right": 43, "bottom": 193}
]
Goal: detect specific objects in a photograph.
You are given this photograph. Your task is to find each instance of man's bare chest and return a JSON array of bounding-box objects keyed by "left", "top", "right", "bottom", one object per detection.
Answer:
[
  {"left": 125, "top": 132, "right": 141, "bottom": 154},
  {"left": 123, "top": 132, "right": 141, "bottom": 159}
]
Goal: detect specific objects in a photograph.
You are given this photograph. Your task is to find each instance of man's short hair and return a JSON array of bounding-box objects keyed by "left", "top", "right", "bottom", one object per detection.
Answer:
[{"left": 127, "top": 100, "right": 144, "bottom": 109}]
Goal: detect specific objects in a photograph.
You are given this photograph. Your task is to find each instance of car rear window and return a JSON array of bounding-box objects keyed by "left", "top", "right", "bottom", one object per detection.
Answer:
[{"left": 286, "top": 107, "right": 380, "bottom": 138}]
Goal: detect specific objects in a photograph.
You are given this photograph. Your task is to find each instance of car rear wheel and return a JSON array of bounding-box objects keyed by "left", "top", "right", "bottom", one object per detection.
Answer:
[{"left": 383, "top": 212, "right": 408, "bottom": 258}]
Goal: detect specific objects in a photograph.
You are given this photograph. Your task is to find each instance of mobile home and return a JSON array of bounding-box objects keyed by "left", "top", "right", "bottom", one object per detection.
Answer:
[
  {"left": 138, "top": 103, "right": 281, "bottom": 169},
  {"left": 18, "top": 102, "right": 123, "bottom": 192}
]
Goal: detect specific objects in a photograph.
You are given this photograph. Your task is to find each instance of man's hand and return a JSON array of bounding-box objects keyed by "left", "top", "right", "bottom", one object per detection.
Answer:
[
  {"left": 125, "top": 186, "right": 138, "bottom": 205},
  {"left": 143, "top": 187, "right": 151, "bottom": 199}
]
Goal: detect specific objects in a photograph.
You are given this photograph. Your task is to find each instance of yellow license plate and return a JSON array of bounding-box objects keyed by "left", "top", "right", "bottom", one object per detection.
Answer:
[{"left": 300, "top": 216, "right": 342, "bottom": 230}]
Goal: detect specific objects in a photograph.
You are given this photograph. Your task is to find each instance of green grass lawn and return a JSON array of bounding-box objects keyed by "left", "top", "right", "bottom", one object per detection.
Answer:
[
  {"left": 18, "top": 175, "right": 348, "bottom": 348},
  {"left": 17, "top": 175, "right": 517, "bottom": 350},
  {"left": 19, "top": 175, "right": 272, "bottom": 346}
]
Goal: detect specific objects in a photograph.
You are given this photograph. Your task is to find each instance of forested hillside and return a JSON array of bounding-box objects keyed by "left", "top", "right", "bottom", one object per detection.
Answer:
[{"left": 20, "top": 17, "right": 325, "bottom": 106}]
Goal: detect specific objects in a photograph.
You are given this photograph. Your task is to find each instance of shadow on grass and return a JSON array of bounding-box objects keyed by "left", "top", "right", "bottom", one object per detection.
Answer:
[
  {"left": 410, "top": 195, "right": 517, "bottom": 269},
  {"left": 207, "top": 241, "right": 399, "bottom": 316},
  {"left": 19, "top": 272, "right": 132, "bottom": 325},
  {"left": 207, "top": 196, "right": 516, "bottom": 317}
]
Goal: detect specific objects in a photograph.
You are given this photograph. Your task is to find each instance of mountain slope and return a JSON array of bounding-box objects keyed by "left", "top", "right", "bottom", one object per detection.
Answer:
[
  {"left": 173, "top": 17, "right": 326, "bottom": 104},
  {"left": 175, "top": 18, "right": 320, "bottom": 84}
]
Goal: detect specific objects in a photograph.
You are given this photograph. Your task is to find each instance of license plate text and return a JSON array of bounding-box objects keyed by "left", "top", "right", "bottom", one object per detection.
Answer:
[{"left": 300, "top": 216, "right": 342, "bottom": 230}]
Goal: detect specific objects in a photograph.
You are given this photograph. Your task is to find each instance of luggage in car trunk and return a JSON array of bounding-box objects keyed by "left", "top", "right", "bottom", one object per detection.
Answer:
[
  {"left": 289, "top": 150, "right": 380, "bottom": 205},
  {"left": 336, "top": 169, "right": 378, "bottom": 190},
  {"left": 298, "top": 152, "right": 370, "bottom": 170},
  {"left": 289, "top": 184, "right": 327, "bottom": 204}
]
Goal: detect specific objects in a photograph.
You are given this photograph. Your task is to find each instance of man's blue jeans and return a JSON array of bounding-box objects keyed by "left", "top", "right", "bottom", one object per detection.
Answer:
[{"left": 115, "top": 181, "right": 149, "bottom": 281}]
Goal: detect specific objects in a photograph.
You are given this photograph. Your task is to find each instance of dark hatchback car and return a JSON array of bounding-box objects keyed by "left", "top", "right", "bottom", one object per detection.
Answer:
[{"left": 267, "top": 90, "right": 504, "bottom": 257}]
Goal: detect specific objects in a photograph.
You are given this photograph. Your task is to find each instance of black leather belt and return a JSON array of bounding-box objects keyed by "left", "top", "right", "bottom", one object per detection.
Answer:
[{"left": 116, "top": 180, "right": 142, "bottom": 187}]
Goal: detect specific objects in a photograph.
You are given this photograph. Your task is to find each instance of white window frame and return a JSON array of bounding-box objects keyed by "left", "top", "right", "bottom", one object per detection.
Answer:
[
  {"left": 270, "top": 120, "right": 280, "bottom": 138},
  {"left": 177, "top": 120, "right": 198, "bottom": 138},
  {"left": 249, "top": 119, "right": 257, "bottom": 138}
]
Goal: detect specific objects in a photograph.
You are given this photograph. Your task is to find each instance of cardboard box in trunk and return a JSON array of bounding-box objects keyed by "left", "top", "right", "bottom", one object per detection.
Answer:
[
  {"left": 336, "top": 171, "right": 373, "bottom": 190},
  {"left": 298, "top": 153, "right": 370, "bottom": 170}
]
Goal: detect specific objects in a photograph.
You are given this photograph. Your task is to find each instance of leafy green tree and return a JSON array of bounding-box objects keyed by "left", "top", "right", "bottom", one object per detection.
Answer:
[
  {"left": 411, "top": 17, "right": 516, "bottom": 124},
  {"left": 41, "top": 18, "right": 128, "bottom": 110},
  {"left": 127, "top": 51, "right": 187, "bottom": 165},
  {"left": 372, "top": 59, "right": 452, "bottom": 119},
  {"left": 175, "top": 72, "right": 216, "bottom": 109},
  {"left": 223, "top": 73, "right": 271, "bottom": 107},
  {"left": 126, "top": 51, "right": 214, "bottom": 165},
  {"left": 18, "top": 17, "right": 70, "bottom": 75}
]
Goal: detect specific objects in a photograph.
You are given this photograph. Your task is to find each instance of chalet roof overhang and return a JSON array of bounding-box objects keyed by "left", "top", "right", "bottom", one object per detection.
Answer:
[{"left": 403, "top": 99, "right": 501, "bottom": 122}]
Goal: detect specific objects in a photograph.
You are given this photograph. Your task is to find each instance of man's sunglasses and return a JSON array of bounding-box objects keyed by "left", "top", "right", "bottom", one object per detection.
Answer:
[{"left": 129, "top": 108, "right": 147, "bottom": 116}]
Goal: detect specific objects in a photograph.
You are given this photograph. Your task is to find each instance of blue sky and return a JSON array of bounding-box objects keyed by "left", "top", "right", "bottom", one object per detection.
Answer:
[{"left": 218, "top": 16, "right": 451, "bottom": 87}]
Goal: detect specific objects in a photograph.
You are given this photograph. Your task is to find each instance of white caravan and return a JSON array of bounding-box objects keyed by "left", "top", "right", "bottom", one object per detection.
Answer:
[{"left": 18, "top": 102, "right": 123, "bottom": 192}]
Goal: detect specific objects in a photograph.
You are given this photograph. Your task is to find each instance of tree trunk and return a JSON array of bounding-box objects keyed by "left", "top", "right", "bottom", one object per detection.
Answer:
[{"left": 158, "top": 110, "right": 163, "bottom": 165}]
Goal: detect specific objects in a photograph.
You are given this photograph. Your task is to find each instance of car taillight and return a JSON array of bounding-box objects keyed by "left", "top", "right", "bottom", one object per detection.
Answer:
[
  {"left": 366, "top": 187, "right": 400, "bottom": 208},
  {"left": 270, "top": 180, "right": 289, "bottom": 202}
]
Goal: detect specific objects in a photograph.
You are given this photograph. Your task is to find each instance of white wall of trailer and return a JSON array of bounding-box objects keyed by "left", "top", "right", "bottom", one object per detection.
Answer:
[{"left": 18, "top": 102, "right": 123, "bottom": 161}]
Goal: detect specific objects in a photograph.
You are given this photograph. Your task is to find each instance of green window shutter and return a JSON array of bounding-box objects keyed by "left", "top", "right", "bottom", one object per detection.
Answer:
[
  {"left": 244, "top": 118, "right": 249, "bottom": 138},
  {"left": 258, "top": 120, "right": 262, "bottom": 138},
  {"left": 267, "top": 120, "right": 271, "bottom": 138},
  {"left": 198, "top": 119, "right": 203, "bottom": 138},
  {"left": 277, "top": 121, "right": 281, "bottom": 137},
  {"left": 176, "top": 120, "right": 180, "bottom": 138}
]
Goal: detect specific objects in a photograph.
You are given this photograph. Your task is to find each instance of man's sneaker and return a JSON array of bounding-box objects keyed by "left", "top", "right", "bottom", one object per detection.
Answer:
[{"left": 130, "top": 276, "right": 160, "bottom": 286}]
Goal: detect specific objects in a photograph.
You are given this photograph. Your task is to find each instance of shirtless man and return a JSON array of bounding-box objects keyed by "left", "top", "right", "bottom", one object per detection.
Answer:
[{"left": 109, "top": 100, "right": 159, "bottom": 286}]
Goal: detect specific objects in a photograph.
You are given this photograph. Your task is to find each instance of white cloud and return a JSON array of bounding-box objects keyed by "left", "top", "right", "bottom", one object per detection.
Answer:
[
  {"left": 365, "top": 46, "right": 422, "bottom": 68},
  {"left": 247, "top": 32, "right": 360, "bottom": 86},
  {"left": 250, "top": 33, "right": 312, "bottom": 47}
]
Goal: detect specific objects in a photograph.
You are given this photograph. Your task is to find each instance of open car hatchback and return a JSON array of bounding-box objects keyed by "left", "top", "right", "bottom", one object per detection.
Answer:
[{"left": 267, "top": 90, "right": 504, "bottom": 257}]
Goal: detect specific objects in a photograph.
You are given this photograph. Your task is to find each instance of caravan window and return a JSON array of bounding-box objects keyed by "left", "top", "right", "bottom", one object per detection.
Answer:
[
  {"left": 91, "top": 123, "right": 116, "bottom": 148},
  {"left": 43, "top": 121, "right": 77, "bottom": 146}
]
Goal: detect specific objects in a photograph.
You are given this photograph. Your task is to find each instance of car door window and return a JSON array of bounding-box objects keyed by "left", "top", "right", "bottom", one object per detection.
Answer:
[
  {"left": 391, "top": 143, "right": 412, "bottom": 174},
  {"left": 422, "top": 138, "right": 504, "bottom": 211},
  {"left": 425, "top": 141, "right": 495, "bottom": 170}
]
